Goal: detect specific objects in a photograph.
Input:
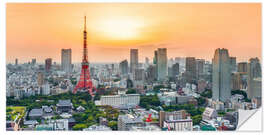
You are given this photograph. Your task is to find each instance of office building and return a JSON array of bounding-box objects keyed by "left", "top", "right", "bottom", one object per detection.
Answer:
[
  {"left": 100, "top": 94, "right": 140, "bottom": 108},
  {"left": 45, "top": 58, "right": 52, "bottom": 72},
  {"left": 156, "top": 48, "right": 168, "bottom": 81},
  {"left": 37, "top": 72, "right": 44, "bottom": 86},
  {"left": 61, "top": 49, "right": 72, "bottom": 73},
  {"left": 238, "top": 62, "right": 248, "bottom": 73},
  {"left": 212, "top": 48, "right": 231, "bottom": 102},
  {"left": 130, "top": 49, "right": 138, "bottom": 73},
  {"left": 118, "top": 114, "right": 144, "bottom": 131},
  {"left": 119, "top": 60, "right": 128, "bottom": 75},
  {"left": 185, "top": 57, "right": 196, "bottom": 83},
  {"left": 247, "top": 57, "right": 262, "bottom": 99},
  {"left": 230, "top": 57, "right": 237, "bottom": 72}
]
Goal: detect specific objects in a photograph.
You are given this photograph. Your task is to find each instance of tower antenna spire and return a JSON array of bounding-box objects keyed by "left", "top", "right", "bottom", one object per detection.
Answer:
[{"left": 84, "top": 15, "right": 86, "bottom": 31}]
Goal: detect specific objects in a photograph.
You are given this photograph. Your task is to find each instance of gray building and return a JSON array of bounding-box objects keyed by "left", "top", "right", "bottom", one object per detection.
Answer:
[
  {"left": 56, "top": 100, "right": 73, "bottom": 113},
  {"left": 119, "top": 59, "right": 128, "bottom": 75},
  {"left": 118, "top": 114, "right": 144, "bottom": 131},
  {"left": 185, "top": 57, "right": 196, "bottom": 83},
  {"left": 61, "top": 49, "right": 72, "bottom": 73},
  {"left": 230, "top": 57, "right": 237, "bottom": 73},
  {"left": 247, "top": 57, "right": 262, "bottom": 99},
  {"left": 130, "top": 49, "right": 138, "bottom": 73},
  {"left": 156, "top": 48, "right": 168, "bottom": 81},
  {"left": 212, "top": 48, "right": 231, "bottom": 102}
]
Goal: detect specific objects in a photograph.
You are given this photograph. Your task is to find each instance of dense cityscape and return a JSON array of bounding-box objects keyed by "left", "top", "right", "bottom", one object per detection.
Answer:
[{"left": 6, "top": 16, "right": 262, "bottom": 131}]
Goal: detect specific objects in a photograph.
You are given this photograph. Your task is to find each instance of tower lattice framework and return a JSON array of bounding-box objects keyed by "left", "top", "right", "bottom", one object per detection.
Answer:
[{"left": 73, "top": 16, "right": 94, "bottom": 96}]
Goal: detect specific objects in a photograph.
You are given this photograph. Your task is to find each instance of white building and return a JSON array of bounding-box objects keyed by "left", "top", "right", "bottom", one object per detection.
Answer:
[
  {"left": 163, "top": 118, "right": 193, "bottom": 131},
  {"left": 100, "top": 94, "right": 140, "bottom": 108},
  {"left": 61, "top": 49, "right": 72, "bottom": 73}
]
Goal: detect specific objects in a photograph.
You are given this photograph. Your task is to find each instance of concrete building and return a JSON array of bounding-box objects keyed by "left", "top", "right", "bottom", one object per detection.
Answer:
[
  {"left": 130, "top": 49, "right": 138, "bottom": 73},
  {"left": 61, "top": 49, "right": 72, "bottom": 73},
  {"left": 37, "top": 72, "right": 44, "bottom": 86},
  {"left": 118, "top": 114, "right": 144, "bottom": 131},
  {"left": 163, "top": 118, "right": 193, "bottom": 131},
  {"left": 247, "top": 57, "right": 262, "bottom": 99},
  {"left": 15, "top": 58, "right": 18, "bottom": 65},
  {"left": 119, "top": 59, "right": 128, "bottom": 75},
  {"left": 238, "top": 62, "right": 248, "bottom": 73},
  {"left": 45, "top": 58, "right": 52, "bottom": 72},
  {"left": 100, "top": 94, "right": 140, "bottom": 108},
  {"left": 202, "top": 107, "right": 218, "bottom": 121},
  {"left": 146, "top": 65, "right": 157, "bottom": 82},
  {"left": 156, "top": 48, "right": 167, "bottom": 81},
  {"left": 196, "top": 59, "right": 205, "bottom": 80},
  {"left": 31, "top": 58, "right": 36, "bottom": 65},
  {"left": 159, "top": 110, "right": 188, "bottom": 128},
  {"left": 212, "top": 48, "right": 231, "bottom": 102},
  {"left": 230, "top": 57, "right": 237, "bottom": 72},
  {"left": 185, "top": 57, "right": 196, "bottom": 83}
]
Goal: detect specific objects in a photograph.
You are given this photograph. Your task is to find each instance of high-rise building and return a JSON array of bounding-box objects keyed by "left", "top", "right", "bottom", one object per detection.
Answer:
[
  {"left": 130, "top": 49, "right": 138, "bottom": 73},
  {"left": 156, "top": 48, "right": 167, "bottom": 81},
  {"left": 230, "top": 57, "right": 237, "bottom": 72},
  {"left": 238, "top": 62, "right": 248, "bottom": 73},
  {"left": 212, "top": 48, "right": 231, "bottom": 102},
  {"left": 37, "top": 72, "right": 44, "bottom": 86},
  {"left": 15, "top": 58, "right": 18, "bottom": 65},
  {"left": 185, "top": 57, "right": 196, "bottom": 83},
  {"left": 61, "top": 49, "right": 72, "bottom": 73},
  {"left": 45, "top": 58, "right": 52, "bottom": 72},
  {"left": 31, "top": 58, "right": 36, "bottom": 65},
  {"left": 146, "top": 65, "right": 157, "bottom": 82},
  {"left": 134, "top": 68, "right": 144, "bottom": 81},
  {"left": 119, "top": 60, "right": 128, "bottom": 75},
  {"left": 247, "top": 57, "right": 262, "bottom": 99},
  {"left": 145, "top": 57, "right": 149, "bottom": 68},
  {"left": 172, "top": 63, "right": 180, "bottom": 78},
  {"left": 196, "top": 59, "right": 205, "bottom": 80}
]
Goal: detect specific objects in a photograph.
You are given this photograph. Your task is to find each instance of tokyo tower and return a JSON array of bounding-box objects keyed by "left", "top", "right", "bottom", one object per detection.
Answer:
[{"left": 73, "top": 16, "right": 94, "bottom": 96}]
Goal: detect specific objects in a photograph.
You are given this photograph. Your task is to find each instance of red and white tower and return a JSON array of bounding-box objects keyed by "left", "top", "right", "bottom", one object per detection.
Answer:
[{"left": 73, "top": 16, "right": 94, "bottom": 96}]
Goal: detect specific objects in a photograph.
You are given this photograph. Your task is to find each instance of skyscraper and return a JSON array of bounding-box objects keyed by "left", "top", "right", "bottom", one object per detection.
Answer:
[
  {"left": 196, "top": 59, "right": 205, "bottom": 80},
  {"left": 238, "top": 62, "right": 248, "bottom": 73},
  {"left": 230, "top": 57, "right": 237, "bottom": 73},
  {"left": 156, "top": 48, "right": 167, "bottom": 81},
  {"left": 37, "top": 72, "right": 44, "bottom": 86},
  {"left": 212, "top": 48, "right": 231, "bottom": 102},
  {"left": 119, "top": 59, "right": 128, "bottom": 75},
  {"left": 45, "top": 58, "right": 52, "bottom": 72},
  {"left": 61, "top": 49, "right": 72, "bottom": 73},
  {"left": 130, "top": 49, "right": 138, "bottom": 73},
  {"left": 247, "top": 57, "right": 262, "bottom": 99},
  {"left": 15, "top": 58, "right": 18, "bottom": 65},
  {"left": 185, "top": 57, "right": 196, "bottom": 83},
  {"left": 31, "top": 58, "right": 36, "bottom": 65}
]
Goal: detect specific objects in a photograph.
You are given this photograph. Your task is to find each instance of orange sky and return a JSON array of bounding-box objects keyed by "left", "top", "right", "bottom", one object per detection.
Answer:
[{"left": 6, "top": 3, "right": 261, "bottom": 63}]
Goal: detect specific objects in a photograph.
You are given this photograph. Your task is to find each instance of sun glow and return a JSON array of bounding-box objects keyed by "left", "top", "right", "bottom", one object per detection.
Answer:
[{"left": 97, "top": 17, "right": 144, "bottom": 40}]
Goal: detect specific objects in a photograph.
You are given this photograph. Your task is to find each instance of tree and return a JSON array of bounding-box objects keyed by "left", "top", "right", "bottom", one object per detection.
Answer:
[
  {"left": 108, "top": 121, "right": 117, "bottom": 130},
  {"left": 192, "top": 115, "right": 202, "bottom": 125},
  {"left": 126, "top": 89, "right": 136, "bottom": 94},
  {"left": 72, "top": 123, "right": 87, "bottom": 130}
]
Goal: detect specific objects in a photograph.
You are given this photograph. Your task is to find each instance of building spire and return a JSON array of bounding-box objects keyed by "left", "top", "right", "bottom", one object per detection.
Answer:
[{"left": 84, "top": 15, "right": 87, "bottom": 32}]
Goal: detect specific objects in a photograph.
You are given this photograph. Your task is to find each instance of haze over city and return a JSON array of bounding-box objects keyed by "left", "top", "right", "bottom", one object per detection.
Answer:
[{"left": 6, "top": 3, "right": 261, "bottom": 63}]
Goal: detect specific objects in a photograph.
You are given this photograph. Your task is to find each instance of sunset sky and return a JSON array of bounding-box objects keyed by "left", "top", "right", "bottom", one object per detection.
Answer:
[{"left": 6, "top": 3, "right": 261, "bottom": 63}]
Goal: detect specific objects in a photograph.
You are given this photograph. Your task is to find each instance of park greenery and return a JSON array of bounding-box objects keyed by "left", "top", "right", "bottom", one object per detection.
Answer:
[
  {"left": 139, "top": 94, "right": 161, "bottom": 109},
  {"left": 126, "top": 88, "right": 137, "bottom": 94}
]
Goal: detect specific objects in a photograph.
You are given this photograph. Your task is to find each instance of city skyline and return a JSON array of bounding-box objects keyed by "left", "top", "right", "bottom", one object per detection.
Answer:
[{"left": 7, "top": 3, "right": 261, "bottom": 63}]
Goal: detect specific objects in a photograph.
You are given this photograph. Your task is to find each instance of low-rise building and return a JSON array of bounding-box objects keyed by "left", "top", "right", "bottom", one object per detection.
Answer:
[{"left": 118, "top": 114, "right": 144, "bottom": 131}]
